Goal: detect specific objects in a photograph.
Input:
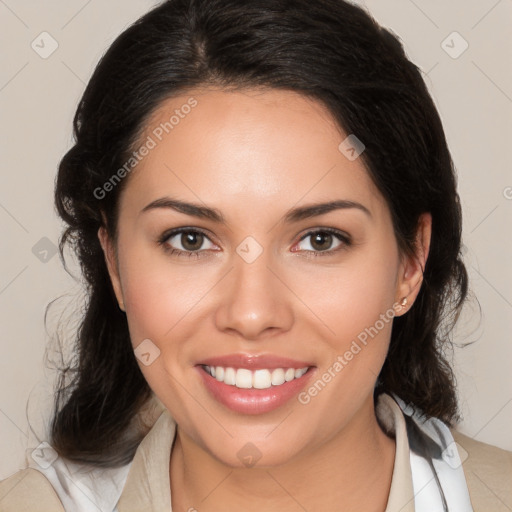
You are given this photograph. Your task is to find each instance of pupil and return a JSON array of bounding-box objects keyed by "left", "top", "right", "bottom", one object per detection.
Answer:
[
  {"left": 182, "top": 232, "right": 202, "bottom": 251},
  {"left": 312, "top": 232, "right": 332, "bottom": 251}
]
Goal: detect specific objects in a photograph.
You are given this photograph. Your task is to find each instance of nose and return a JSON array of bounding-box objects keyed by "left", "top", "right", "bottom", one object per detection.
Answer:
[{"left": 214, "top": 251, "right": 294, "bottom": 341}]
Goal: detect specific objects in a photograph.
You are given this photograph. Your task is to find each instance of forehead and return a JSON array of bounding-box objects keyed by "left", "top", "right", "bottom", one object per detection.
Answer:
[{"left": 121, "top": 88, "right": 387, "bottom": 221}]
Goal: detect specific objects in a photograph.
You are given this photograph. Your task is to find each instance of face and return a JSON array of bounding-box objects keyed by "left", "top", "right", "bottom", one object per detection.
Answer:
[{"left": 99, "top": 88, "right": 430, "bottom": 468}]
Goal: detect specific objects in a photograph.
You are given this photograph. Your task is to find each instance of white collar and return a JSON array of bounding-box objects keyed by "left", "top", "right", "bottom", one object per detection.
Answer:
[
  {"left": 392, "top": 395, "right": 473, "bottom": 512},
  {"left": 29, "top": 393, "right": 473, "bottom": 511}
]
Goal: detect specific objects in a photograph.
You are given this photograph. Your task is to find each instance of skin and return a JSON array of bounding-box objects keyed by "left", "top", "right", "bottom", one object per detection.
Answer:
[{"left": 99, "top": 88, "right": 431, "bottom": 511}]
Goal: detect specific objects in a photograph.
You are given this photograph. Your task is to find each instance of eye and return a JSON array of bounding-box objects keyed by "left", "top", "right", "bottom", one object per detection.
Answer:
[
  {"left": 158, "top": 228, "right": 217, "bottom": 258},
  {"left": 293, "top": 228, "right": 351, "bottom": 256}
]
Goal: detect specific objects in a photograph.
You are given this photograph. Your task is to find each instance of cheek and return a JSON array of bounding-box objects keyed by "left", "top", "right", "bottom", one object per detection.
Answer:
[
  {"left": 297, "top": 238, "right": 399, "bottom": 396},
  {"left": 293, "top": 242, "right": 399, "bottom": 343},
  {"left": 117, "top": 245, "right": 207, "bottom": 346},
  {"left": 117, "top": 249, "right": 209, "bottom": 413}
]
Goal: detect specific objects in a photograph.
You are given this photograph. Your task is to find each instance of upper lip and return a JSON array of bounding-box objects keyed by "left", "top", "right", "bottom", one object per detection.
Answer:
[{"left": 197, "top": 353, "right": 314, "bottom": 370}]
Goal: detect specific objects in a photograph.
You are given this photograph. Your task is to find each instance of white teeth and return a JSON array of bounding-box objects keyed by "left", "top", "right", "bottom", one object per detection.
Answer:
[
  {"left": 215, "top": 366, "right": 224, "bottom": 382},
  {"left": 285, "top": 368, "right": 295, "bottom": 382},
  {"left": 295, "top": 368, "right": 308, "bottom": 378},
  {"left": 224, "top": 367, "right": 236, "bottom": 385},
  {"left": 253, "top": 369, "right": 272, "bottom": 389},
  {"left": 203, "top": 365, "right": 309, "bottom": 389},
  {"left": 236, "top": 369, "right": 253, "bottom": 389},
  {"left": 271, "top": 368, "right": 285, "bottom": 386}
]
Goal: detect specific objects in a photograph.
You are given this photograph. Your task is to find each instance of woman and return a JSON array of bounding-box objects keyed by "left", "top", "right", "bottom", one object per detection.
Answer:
[{"left": 1, "top": 0, "right": 511, "bottom": 510}]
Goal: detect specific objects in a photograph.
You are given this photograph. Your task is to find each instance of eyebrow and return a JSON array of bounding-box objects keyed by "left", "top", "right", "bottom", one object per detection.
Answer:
[{"left": 140, "top": 197, "right": 372, "bottom": 223}]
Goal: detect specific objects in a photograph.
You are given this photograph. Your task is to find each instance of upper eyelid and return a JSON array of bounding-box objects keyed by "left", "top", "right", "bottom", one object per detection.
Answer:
[{"left": 161, "top": 226, "right": 213, "bottom": 239}]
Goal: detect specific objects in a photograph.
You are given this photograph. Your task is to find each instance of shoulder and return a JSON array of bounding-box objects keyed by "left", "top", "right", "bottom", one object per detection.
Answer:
[
  {"left": 0, "top": 468, "right": 65, "bottom": 512},
  {"left": 451, "top": 429, "right": 512, "bottom": 510}
]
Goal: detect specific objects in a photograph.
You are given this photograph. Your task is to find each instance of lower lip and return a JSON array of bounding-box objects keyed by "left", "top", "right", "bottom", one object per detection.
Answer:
[{"left": 196, "top": 366, "right": 316, "bottom": 415}]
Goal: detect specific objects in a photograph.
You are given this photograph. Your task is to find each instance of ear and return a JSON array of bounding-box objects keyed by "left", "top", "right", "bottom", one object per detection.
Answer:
[
  {"left": 394, "top": 212, "right": 432, "bottom": 316},
  {"left": 98, "top": 225, "right": 125, "bottom": 312}
]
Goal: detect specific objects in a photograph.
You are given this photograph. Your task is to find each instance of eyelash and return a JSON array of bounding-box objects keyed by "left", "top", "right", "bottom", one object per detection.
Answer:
[{"left": 157, "top": 227, "right": 352, "bottom": 259}]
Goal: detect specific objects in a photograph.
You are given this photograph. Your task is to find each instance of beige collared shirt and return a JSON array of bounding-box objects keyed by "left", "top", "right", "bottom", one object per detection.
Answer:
[
  {"left": 1, "top": 393, "right": 511, "bottom": 511},
  {"left": 117, "top": 393, "right": 416, "bottom": 511}
]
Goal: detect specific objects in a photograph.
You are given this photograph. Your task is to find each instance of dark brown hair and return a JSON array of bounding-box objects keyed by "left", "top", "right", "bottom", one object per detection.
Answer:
[{"left": 50, "top": 0, "right": 468, "bottom": 467}]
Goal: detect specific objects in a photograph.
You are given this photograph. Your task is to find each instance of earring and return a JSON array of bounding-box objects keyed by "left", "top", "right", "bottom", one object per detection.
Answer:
[{"left": 400, "top": 297, "right": 408, "bottom": 308}]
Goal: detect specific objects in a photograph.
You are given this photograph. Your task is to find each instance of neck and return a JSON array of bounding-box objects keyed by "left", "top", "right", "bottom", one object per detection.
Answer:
[{"left": 170, "top": 395, "right": 395, "bottom": 512}]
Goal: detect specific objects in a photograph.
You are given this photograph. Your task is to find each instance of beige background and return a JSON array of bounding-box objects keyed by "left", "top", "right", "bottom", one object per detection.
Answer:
[{"left": 1, "top": 0, "right": 511, "bottom": 480}]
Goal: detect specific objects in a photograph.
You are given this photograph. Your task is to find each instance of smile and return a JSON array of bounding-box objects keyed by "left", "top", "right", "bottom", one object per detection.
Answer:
[
  {"left": 201, "top": 365, "right": 310, "bottom": 389},
  {"left": 196, "top": 358, "right": 315, "bottom": 415}
]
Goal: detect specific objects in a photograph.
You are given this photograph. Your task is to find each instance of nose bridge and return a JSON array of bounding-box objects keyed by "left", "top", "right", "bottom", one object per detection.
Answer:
[
  {"left": 214, "top": 245, "right": 293, "bottom": 338},
  {"left": 233, "top": 248, "right": 275, "bottom": 298}
]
